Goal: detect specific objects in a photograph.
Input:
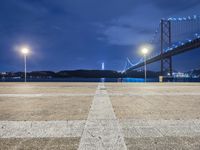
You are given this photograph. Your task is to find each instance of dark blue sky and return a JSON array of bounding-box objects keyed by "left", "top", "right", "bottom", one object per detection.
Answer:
[{"left": 0, "top": 0, "right": 200, "bottom": 72}]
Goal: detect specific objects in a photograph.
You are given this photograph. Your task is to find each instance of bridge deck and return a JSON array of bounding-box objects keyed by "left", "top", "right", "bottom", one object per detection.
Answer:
[
  {"left": 0, "top": 82, "right": 200, "bottom": 149},
  {"left": 126, "top": 38, "right": 200, "bottom": 71}
]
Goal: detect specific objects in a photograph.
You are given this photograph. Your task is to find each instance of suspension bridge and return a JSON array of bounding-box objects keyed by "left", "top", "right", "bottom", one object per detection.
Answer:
[{"left": 124, "top": 15, "right": 200, "bottom": 76}]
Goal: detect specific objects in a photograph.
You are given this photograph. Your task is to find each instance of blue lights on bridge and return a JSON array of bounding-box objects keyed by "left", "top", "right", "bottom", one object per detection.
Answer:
[
  {"left": 163, "top": 35, "right": 200, "bottom": 52},
  {"left": 167, "top": 15, "right": 199, "bottom": 21},
  {"left": 125, "top": 15, "right": 200, "bottom": 72}
]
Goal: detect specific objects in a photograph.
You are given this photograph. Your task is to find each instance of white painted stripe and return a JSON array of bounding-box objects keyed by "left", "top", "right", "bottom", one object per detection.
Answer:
[
  {"left": 120, "top": 119, "right": 200, "bottom": 138},
  {"left": 106, "top": 86, "right": 200, "bottom": 89},
  {"left": 109, "top": 93, "right": 200, "bottom": 96},
  {"left": 0, "top": 119, "right": 200, "bottom": 138},
  {"left": 0, "top": 121, "right": 85, "bottom": 138},
  {"left": 0, "top": 94, "right": 95, "bottom": 97},
  {"left": 78, "top": 83, "right": 127, "bottom": 150},
  {"left": 0, "top": 86, "right": 96, "bottom": 89},
  {"left": 1, "top": 92, "right": 200, "bottom": 98}
]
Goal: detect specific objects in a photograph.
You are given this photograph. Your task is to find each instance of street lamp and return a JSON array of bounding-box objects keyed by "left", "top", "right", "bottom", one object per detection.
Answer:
[
  {"left": 21, "top": 47, "right": 30, "bottom": 82},
  {"left": 141, "top": 48, "right": 149, "bottom": 82}
]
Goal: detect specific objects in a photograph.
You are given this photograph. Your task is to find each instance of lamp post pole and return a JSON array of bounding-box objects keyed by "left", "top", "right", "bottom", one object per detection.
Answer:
[
  {"left": 24, "top": 54, "right": 27, "bottom": 82},
  {"left": 21, "top": 47, "right": 29, "bottom": 83},
  {"left": 141, "top": 47, "right": 149, "bottom": 83},
  {"left": 144, "top": 54, "right": 147, "bottom": 82}
]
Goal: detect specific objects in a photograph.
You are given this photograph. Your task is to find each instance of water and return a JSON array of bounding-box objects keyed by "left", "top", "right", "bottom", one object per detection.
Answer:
[
  {"left": 122, "top": 78, "right": 158, "bottom": 82},
  {"left": 0, "top": 78, "right": 119, "bottom": 82},
  {"left": 0, "top": 77, "right": 200, "bottom": 82}
]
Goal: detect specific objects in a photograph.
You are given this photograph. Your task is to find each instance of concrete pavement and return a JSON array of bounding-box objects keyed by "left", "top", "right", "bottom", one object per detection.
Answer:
[{"left": 0, "top": 82, "right": 200, "bottom": 149}]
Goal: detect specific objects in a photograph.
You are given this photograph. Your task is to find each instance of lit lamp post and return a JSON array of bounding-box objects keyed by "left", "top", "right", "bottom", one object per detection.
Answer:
[
  {"left": 21, "top": 47, "right": 30, "bottom": 82},
  {"left": 141, "top": 48, "right": 149, "bottom": 82}
]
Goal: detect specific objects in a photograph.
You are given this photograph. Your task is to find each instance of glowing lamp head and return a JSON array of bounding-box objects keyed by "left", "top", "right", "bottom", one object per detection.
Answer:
[
  {"left": 141, "top": 48, "right": 149, "bottom": 55},
  {"left": 21, "top": 47, "right": 29, "bottom": 55}
]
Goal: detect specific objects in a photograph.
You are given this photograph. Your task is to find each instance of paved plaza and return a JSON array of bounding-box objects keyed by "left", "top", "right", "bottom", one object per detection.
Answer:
[{"left": 0, "top": 82, "right": 200, "bottom": 149}]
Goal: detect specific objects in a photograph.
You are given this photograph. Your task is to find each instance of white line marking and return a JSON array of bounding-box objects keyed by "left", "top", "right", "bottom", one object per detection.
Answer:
[
  {"left": 0, "top": 94, "right": 95, "bottom": 97},
  {"left": 0, "top": 119, "right": 200, "bottom": 138},
  {"left": 109, "top": 93, "right": 200, "bottom": 96},
  {"left": 78, "top": 83, "right": 127, "bottom": 150},
  {"left": 106, "top": 86, "right": 200, "bottom": 89},
  {"left": 0, "top": 86, "right": 96, "bottom": 89},
  {"left": 0, "top": 121, "right": 85, "bottom": 138},
  {"left": 1, "top": 92, "right": 200, "bottom": 98},
  {"left": 120, "top": 119, "right": 200, "bottom": 138}
]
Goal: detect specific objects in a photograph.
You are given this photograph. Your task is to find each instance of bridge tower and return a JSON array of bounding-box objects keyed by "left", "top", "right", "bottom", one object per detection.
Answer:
[{"left": 160, "top": 19, "right": 172, "bottom": 76}]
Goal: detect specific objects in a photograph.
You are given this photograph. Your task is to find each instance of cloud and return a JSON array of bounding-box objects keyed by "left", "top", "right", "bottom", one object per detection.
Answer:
[
  {"left": 96, "top": 0, "right": 200, "bottom": 46},
  {"left": 153, "top": 0, "right": 200, "bottom": 14},
  {"left": 0, "top": 0, "right": 199, "bottom": 71},
  {"left": 101, "top": 25, "right": 154, "bottom": 46},
  {"left": 97, "top": 3, "right": 161, "bottom": 46}
]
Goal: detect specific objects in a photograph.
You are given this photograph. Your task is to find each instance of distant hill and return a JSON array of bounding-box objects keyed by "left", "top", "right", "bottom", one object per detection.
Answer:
[
  {"left": 0, "top": 69, "right": 160, "bottom": 78},
  {"left": 56, "top": 70, "right": 121, "bottom": 78},
  {"left": 1, "top": 69, "right": 200, "bottom": 79}
]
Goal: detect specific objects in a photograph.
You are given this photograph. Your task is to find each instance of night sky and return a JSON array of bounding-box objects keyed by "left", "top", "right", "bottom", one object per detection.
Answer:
[{"left": 0, "top": 0, "right": 200, "bottom": 72}]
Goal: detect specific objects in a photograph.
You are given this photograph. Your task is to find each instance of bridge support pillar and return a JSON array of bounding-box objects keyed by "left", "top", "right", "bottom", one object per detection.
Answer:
[
  {"left": 160, "top": 19, "right": 173, "bottom": 76},
  {"left": 161, "top": 56, "right": 172, "bottom": 76}
]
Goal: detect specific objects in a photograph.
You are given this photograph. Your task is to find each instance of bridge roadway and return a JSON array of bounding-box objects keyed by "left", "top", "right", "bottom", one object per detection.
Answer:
[
  {"left": 0, "top": 82, "right": 200, "bottom": 149},
  {"left": 126, "top": 38, "right": 200, "bottom": 72}
]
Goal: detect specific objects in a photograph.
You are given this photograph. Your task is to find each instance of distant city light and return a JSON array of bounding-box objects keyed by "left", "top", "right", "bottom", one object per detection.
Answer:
[{"left": 102, "top": 62, "right": 105, "bottom": 70}]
